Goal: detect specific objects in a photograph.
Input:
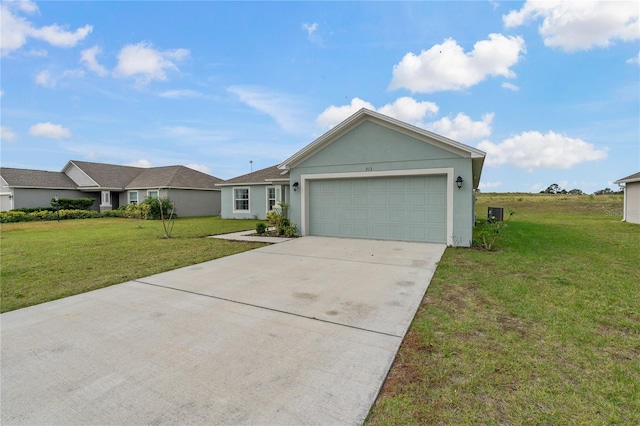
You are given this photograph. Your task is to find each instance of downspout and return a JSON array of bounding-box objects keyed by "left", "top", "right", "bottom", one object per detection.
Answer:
[{"left": 618, "top": 183, "right": 627, "bottom": 222}]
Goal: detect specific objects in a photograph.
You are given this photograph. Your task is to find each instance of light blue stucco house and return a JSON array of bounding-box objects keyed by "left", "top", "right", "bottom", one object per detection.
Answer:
[
  {"left": 217, "top": 165, "right": 290, "bottom": 220},
  {"left": 220, "top": 109, "right": 486, "bottom": 246}
]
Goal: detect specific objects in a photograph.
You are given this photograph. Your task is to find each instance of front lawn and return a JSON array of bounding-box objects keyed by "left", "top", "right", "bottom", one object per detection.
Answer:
[
  {"left": 366, "top": 193, "right": 639, "bottom": 424},
  {"left": 0, "top": 217, "right": 265, "bottom": 313}
]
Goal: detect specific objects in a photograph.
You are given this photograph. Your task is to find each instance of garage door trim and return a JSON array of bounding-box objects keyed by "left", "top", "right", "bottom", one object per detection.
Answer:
[{"left": 300, "top": 168, "right": 454, "bottom": 245}]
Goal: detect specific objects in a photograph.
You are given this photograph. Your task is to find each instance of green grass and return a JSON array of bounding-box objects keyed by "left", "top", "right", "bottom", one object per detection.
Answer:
[
  {"left": 367, "top": 193, "right": 639, "bottom": 425},
  {"left": 0, "top": 216, "right": 266, "bottom": 313}
]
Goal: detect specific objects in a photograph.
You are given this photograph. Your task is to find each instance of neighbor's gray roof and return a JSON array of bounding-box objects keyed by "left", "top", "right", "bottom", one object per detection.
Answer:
[
  {"left": 614, "top": 171, "right": 640, "bottom": 184},
  {"left": 67, "top": 160, "right": 146, "bottom": 188},
  {"left": 219, "top": 165, "right": 289, "bottom": 186},
  {"left": 0, "top": 167, "right": 77, "bottom": 189},
  {"left": 127, "top": 166, "right": 223, "bottom": 189}
]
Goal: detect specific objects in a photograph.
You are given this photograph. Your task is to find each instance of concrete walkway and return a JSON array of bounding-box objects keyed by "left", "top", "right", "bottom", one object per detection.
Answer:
[
  {"left": 208, "top": 228, "right": 293, "bottom": 243},
  {"left": 1, "top": 236, "right": 445, "bottom": 425}
]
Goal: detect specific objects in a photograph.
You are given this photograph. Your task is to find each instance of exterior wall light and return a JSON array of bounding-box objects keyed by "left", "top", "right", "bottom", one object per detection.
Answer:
[
  {"left": 293, "top": 182, "right": 299, "bottom": 191},
  {"left": 456, "top": 176, "right": 464, "bottom": 189}
]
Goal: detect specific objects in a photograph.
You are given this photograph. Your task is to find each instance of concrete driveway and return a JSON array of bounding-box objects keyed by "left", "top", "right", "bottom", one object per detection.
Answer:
[{"left": 1, "top": 236, "right": 445, "bottom": 425}]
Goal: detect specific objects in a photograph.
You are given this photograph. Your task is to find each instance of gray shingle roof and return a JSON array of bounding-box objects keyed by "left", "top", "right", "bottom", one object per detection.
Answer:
[
  {"left": 0, "top": 167, "right": 77, "bottom": 188},
  {"left": 3, "top": 161, "right": 225, "bottom": 191},
  {"left": 126, "top": 166, "right": 223, "bottom": 189},
  {"left": 69, "top": 161, "right": 146, "bottom": 188},
  {"left": 615, "top": 171, "right": 640, "bottom": 183},
  {"left": 222, "top": 165, "right": 289, "bottom": 185}
]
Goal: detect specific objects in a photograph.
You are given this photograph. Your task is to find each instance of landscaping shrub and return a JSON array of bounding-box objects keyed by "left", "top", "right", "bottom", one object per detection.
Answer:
[
  {"left": 142, "top": 196, "right": 177, "bottom": 220},
  {"left": 255, "top": 222, "right": 267, "bottom": 234},
  {"left": 0, "top": 209, "right": 100, "bottom": 223},
  {"left": 12, "top": 207, "right": 54, "bottom": 213},
  {"left": 266, "top": 202, "right": 297, "bottom": 236},
  {"left": 51, "top": 197, "right": 95, "bottom": 210},
  {"left": 0, "top": 211, "right": 32, "bottom": 223}
]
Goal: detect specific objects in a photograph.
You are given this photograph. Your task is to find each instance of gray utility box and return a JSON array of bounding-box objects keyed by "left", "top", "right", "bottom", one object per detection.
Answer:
[{"left": 488, "top": 207, "right": 504, "bottom": 222}]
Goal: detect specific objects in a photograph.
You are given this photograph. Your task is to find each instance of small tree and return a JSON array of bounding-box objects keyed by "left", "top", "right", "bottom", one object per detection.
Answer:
[
  {"left": 152, "top": 197, "right": 176, "bottom": 239},
  {"left": 473, "top": 209, "right": 515, "bottom": 251}
]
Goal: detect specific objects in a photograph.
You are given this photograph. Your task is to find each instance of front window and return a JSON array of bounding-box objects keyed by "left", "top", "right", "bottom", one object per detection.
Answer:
[
  {"left": 267, "top": 187, "right": 276, "bottom": 211},
  {"left": 129, "top": 191, "right": 138, "bottom": 204},
  {"left": 147, "top": 190, "right": 159, "bottom": 199},
  {"left": 234, "top": 187, "right": 249, "bottom": 211}
]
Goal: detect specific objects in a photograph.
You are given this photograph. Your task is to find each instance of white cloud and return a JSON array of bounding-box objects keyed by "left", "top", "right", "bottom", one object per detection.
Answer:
[
  {"left": 29, "top": 122, "right": 72, "bottom": 139},
  {"left": 377, "top": 97, "right": 439, "bottom": 125},
  {"left": 477, "top": 130, "right": 607, "bottom": 170},
  {"left": 35, "top": 70, "right": 55, "bottom": 88},
  {"left": 502, "top": 82, "right": 520, "bottom": 91},
  {"left": 316, "top": 98, "right": 376, "bottom": 130},
  {"left": 80, "top": 45, "right": 108, "bottom": 76},
  {"left": 479, "top": 181, "right": 502, "bottom": 189},
  {"left": 185, "top": 163, "right": 212, "bottom": 174},
  {"left": 125, "top": 159, "right": 152, "bottom": 168},
  {"left": 389, "top": 33, "right": 525, "bottom": 93},
  {"left": 113, "top": 42, "right": 189, "bottom": 84},
  {"left": 302, "top": 22, "right": 322, "bottom": 44},
  {"left": 228, "top": 85, "right": 308, "bottom": 134},
  {"left": 35, "top": 68, "right": 84, "bottom": 88},
  {"left": 627, "top": 52, "right": 640, "bottom": 65},
  {"left": 1, "top": 1, "right": 92, "bottom": 56},
  {"left": 316, "top": 97, "right": 440, "bottom": 130},
  {"left": 426, "top": 113, "right": 494, "bottom": 142},
  {"left": 503, "top": 1, "right": 639, "bottom": 52},
  {"left": 0, "top": 125, "right": 17, "bottom": 142},
  {"left": 158, "top": 89, "right": 206, "bottom": 98}
]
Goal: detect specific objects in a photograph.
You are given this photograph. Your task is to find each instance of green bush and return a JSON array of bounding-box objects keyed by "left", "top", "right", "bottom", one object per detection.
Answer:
[
  {"left": 142, "top": 196, "right": 177, "bottom": 220},
  {"left": 100, "top": 209, "right": 128, "bottom": 218},
  {"left": 266, "top": 202, "right": 296, "bottom": 236},
  {"left": 0, "top": 211, "right": 31, "bottom": 223},
  {"left": 12, "top": 207, "right": 54, "bottom": 213},
  {"left": 0, "top": 209, "right": 100, "bottom": 223},
  {"left": 255, "top": 222, "right": 267, "bottom": 234},
  {"left": 51, "top": 197, "right": 95, "bottom": 210}
]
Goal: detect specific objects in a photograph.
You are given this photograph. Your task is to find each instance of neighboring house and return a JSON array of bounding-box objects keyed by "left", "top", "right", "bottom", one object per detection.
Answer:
[
  {"left": 223, "top": 108, "right": 486, "bottom": 247},
  {"left": 217, "top": 165, "right": 290, "bottom": 220},
  {"left": 614, "top": 171, "right": 640, "bottom": 224},
  {"left": 0, "top": 160, "right": 223, "bottom": 217}
]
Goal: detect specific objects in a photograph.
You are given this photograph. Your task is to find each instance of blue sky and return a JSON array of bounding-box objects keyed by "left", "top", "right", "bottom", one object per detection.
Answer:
[{"left": 1, "top": 0, "right": 638, "bottom": 193}]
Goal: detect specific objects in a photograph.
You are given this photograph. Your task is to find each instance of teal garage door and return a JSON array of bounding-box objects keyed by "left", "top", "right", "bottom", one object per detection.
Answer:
[{"left": 308, "top": 175, "right": 447, "bottom": 243}]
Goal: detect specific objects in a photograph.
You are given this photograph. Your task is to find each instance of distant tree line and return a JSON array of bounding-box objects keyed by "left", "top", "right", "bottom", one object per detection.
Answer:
[{"left": 539, "top": 183, "right": 623, "bottom": 195}]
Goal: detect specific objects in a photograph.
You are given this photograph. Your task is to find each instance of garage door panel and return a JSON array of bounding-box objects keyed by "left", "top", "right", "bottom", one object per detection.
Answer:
[{"left": 309, "top": 175, "right": 447, "bottom": 243}]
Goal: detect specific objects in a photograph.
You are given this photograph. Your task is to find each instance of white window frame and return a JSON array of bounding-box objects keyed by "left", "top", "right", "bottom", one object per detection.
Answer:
[
  {"left": 233, "top": 187, "right": 250, "bottom": 212},
  {"left": 128, "top": 191, "right": 139, "bottom": 204},
  {"left": 147, "top": 189, "right": 159, "bottom": 199},
  {"left": 266, "top": 186, "right": 277, "bottom": 212}
]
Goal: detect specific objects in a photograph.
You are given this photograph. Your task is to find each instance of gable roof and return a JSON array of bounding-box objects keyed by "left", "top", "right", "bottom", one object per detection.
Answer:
[
  {"left": 278, "top": 108, "right": 486, "bottom": 188},
  {"left": 614, "top": 171, "right": 640, "bottom": 184},
  {"left": 64, "top": 160, "right": 146, "bottom": 189},
  {"left": 0, "top": 167, "right": 77, "bottom": 189},
  {"left": 4, "top": 161, "right": 224, "bottom": 192},
  {"left": 127, "top": 165, "right": 223, "bottom": 189},
  {"left": 217, "top": 165, "right": 289, "bottom": 186}
]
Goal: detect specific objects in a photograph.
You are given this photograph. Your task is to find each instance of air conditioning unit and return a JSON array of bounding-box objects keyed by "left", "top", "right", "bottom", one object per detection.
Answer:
[{"left": 488, "top": 207, "right": 504, "bottom": 222}]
